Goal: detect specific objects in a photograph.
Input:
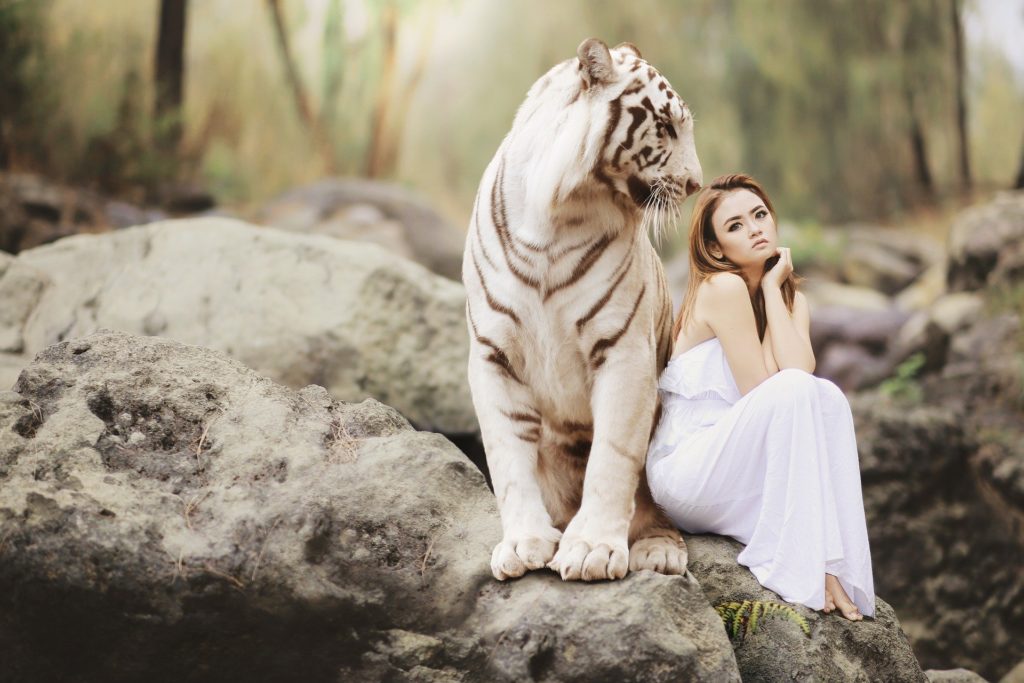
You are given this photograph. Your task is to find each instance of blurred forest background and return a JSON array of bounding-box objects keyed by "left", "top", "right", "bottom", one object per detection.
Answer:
[{"left": 2, "top": 0, "right": 1023, "bottom": 256}]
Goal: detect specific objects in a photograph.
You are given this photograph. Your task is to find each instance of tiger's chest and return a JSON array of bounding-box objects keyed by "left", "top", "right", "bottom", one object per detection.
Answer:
[
  {"left": 498, "top": 240, "right": 651, "bottom": 412},
  {"left": 515, "top": 300, "right": 594, "bottom": 414}
]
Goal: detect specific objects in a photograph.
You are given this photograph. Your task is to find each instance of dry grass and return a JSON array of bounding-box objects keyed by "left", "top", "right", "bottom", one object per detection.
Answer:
[
  {"left": 178, "top": 490, "right": 212, "bottom": 531},
  {"left": 167, "top": 548, "right": 186, "bottom": 585},
  {"left": 328, "top": 417, "right": 360, "bottom": 464},
  {"left": 25, "top": 398, "right": 43, "bottom": 425},
  {"left": 418, "top": 524, "right": 450, "bottom": 577},
  {"left": 190, "top": 406, "right": 226, "bottom": 469},
  {"left": 202, "top": 562, "right": 246, "bottom": 591}
]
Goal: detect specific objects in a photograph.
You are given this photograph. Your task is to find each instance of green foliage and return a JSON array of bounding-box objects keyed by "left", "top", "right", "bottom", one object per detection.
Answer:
[
  {"left": 785, "top": 220, "right": 844, "bottom": 270},
  {"left": 878, "top": 352, "right": 926, "bottom": 404},
  {"left": 715, "top": 599, "right": 811, "bottom": 642}
]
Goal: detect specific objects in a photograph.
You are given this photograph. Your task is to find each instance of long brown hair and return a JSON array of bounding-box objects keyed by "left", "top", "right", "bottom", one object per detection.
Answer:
[{"left": 671, "top": 173, "right": 804, "bottom": 353}]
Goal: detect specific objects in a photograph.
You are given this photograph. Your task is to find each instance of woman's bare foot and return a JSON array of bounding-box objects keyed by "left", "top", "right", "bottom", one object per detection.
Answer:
[{"left": 824, "top": 573, "right": 863, "bottom": 620}]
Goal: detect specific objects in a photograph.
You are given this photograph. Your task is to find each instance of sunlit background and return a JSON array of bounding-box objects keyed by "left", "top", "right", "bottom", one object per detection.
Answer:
[{"left": 3, "top": 0, "right": 1023, "bottom": 241}]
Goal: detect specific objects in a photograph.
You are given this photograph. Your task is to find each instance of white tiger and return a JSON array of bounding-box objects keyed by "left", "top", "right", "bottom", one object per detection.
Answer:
[{"left": 463, "top": 38, "right": 703, "bottom": 581}]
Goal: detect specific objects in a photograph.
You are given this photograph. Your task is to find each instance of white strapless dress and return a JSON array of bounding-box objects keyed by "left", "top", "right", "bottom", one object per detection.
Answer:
[{"left": 646, "top": 336, "right": 876, "bottom": 617}]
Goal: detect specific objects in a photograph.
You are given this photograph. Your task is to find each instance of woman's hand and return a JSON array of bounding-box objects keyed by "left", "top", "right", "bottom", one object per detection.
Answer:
[{"left": 761, "top": 247, "right": 793, "bottom": 290}]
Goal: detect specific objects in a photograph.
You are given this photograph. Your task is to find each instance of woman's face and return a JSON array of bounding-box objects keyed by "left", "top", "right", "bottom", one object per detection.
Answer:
[{"left": 708, "top": 188, "right": 777, "bottom": 268}]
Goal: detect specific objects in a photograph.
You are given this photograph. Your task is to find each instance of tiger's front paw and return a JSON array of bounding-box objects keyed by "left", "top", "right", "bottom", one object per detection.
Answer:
[
  {"left": 490, "top": 527, "right": 562, "bottom": 581},
  {"left": 546, "top": 525, "right": 629, "bottom": 581},
  {"left": 628, "top": 533, "right": 688, "bottom": 575}
]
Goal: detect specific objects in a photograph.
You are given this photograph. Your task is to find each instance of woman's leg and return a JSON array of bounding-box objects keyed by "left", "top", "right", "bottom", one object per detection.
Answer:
[{"left": 650, "top": 369, "right": 875, "bottom": 616}]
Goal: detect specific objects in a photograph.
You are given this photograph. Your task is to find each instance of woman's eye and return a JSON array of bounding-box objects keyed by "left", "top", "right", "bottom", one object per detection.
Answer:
[
  {"left": 756, "top": 210, "right": 767, "bottom": 218},
  {"left": 729, "top": 223, "right": 740, "bottom": 231}
]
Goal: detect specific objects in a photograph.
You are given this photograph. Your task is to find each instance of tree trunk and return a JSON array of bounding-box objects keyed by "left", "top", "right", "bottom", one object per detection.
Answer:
[
  {"left": 378, "top": 5, "right": 437, "bottom": 176},
  {"left": 904, "top": 84, "right": 934, "bottom": 201},
  {"left": 365, "top": 3, "right": 398, "bottom": 178},
  {"left": 154, "top": 0, "right": 188, "bottom": 153},
  {"left": 267, "top": 0, "right": 335, "bottom": 172},
  {"left": 951, "top": 0, "right": 971, "bottom": 190}
]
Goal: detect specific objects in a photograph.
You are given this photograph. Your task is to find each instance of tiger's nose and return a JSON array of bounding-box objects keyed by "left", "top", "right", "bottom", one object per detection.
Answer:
[{"left": 685, "top": 179, "right": 702, "bottom": 197}]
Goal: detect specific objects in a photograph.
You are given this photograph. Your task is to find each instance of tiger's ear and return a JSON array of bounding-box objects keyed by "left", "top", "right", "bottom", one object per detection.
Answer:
[
  {"left": 613, "top": 42, "right": 642, "bottom": 60},
  {"left": 577, "top": 38, "right": 615, "bottom": 89}
]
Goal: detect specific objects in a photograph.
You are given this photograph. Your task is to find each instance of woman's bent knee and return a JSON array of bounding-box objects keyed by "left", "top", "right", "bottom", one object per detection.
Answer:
[{"left": 761, "top": 367, "right": 818, "bottom": 399}]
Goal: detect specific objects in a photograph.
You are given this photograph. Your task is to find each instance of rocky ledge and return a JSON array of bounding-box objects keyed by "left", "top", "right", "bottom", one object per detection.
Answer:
[{"left": 0, "top": 330, "right": 930, "bottom": 682}]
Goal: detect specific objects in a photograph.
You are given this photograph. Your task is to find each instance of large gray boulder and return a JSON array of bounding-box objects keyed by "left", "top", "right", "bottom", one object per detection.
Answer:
[
  {"left": 0, "top": 250, "right": 47, "bottom": 354},
  {"left": 3, "top": 218, "right": 475, "bottom": 437},
  {"left": 0, "top": 330, "right": 739, "bottom": 681}
]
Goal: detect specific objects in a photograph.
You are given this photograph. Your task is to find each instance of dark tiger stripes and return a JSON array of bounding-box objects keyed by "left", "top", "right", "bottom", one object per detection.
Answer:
[
  {"left": 502, "top": 409, "right": 542, "bottom": 443},
  {"left": 503, "top": 410, "right": 541, "bottom": 424},
  {"left": 601, "top": 97, "right": 623, "bottom": 160},
  {"left": 490, "top": 157, "right": 542, "bottom": 289},
  {"left": 589, "top": 283, "right": 647, "bottom": 369},
  {"left": 614, "top": 106, "right": 648, "bottom": 169},
  {"left": 471, "top": 195, "right": 498, "bottom": 271},
  {"left": 471, "top": 247, "right": 521, "bottom": 325},
  {"left": 542, "top": 232, "right": 615, "bottom": 301},
  {"left": 467, "top": 304, "right": 522, "bottom": 384},
  {"left": 575, "top": 242, "right": 637, "bottom": 332}
]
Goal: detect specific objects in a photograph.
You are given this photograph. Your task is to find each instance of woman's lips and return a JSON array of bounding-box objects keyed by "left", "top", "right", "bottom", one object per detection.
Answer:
[{"left": 753, "top": 240, "right": 769, "bottom": 248}]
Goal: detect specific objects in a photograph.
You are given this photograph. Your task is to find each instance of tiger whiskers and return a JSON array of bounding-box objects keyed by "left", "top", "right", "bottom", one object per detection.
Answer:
[{"left": 641, "top": 178, "right": 683, "bottom": 249}]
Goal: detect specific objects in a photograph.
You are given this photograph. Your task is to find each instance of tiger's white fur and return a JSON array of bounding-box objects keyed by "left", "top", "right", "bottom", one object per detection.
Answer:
[{"left": 464, "top": 38, "right": 703, "bottom": 581}]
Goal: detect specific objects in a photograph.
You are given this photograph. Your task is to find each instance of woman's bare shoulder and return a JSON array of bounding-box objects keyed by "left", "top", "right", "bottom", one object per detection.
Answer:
[
  {"left": 697, "top": 272, "right": 748, "bottom": 310},
  {"left": 683, "top": 274, "right": 746, "bottom": 345}
]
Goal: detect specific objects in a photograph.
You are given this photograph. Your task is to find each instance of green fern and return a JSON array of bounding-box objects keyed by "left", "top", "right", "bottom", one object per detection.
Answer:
[
  {"left": 715, "top": 599, "right": 811, "bottom": 641},
  {"left": 878, "top": 351, "right": 926, "bottom": 404}
]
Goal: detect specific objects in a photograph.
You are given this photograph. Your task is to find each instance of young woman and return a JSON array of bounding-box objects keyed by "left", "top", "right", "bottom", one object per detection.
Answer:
[{"left": 647, "top": 173, "right": 875, "bottom": 621}]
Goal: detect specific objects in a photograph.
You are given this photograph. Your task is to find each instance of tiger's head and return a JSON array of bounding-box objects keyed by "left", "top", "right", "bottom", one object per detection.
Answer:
[{"left": 513, "top": 38, "right": 703, "bottom": 238}]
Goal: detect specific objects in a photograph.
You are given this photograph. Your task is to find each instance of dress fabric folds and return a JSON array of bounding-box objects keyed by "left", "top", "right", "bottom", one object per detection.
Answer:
[{"left": 646, "top": 336, "right": 876, "bottom": 617}]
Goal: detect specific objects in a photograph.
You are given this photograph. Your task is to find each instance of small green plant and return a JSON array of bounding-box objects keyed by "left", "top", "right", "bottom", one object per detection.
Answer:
[
  {"left": 878, "top": 352, "right": 926, "bottom": 404},
  {"left": 715, "top": 599, "right": 811, "bottom": 641}
]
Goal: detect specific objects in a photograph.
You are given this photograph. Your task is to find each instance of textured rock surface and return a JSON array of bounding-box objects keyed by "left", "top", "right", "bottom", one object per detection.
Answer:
[
  {"left": 851, "top": 392, "right": 1023, "bottom": 682},
  {"left": 686, "top": 534, "right": 926, "bottom": 682},
  {"left": 0, "top": 251, "right": 48, "bottom": 354},
  {"left": 3, "top": 218, "right": 475, "bottom": 437},
  {"left": 0, "top": 330, "right": 747, "bottom": 682}
]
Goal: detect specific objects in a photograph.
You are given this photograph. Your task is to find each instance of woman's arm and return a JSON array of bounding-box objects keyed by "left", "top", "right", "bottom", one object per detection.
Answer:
[
  {"left": 764, "top": 287, "right": 815, "bottom": 373},
  {"left": 702, "top": 272, "right": 771, "bottom": 396},
  {"left": 761, "top": 248, "right": 815, "bottom": 373}
]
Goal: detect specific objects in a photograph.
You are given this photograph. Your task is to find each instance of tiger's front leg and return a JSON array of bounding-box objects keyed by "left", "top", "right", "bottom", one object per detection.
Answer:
[
  {"left": 547, "top": 343, "right": 658, "bottom": 581},
  {"left": 467, "top": 343, "right": 563, "bottom": 581}
]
